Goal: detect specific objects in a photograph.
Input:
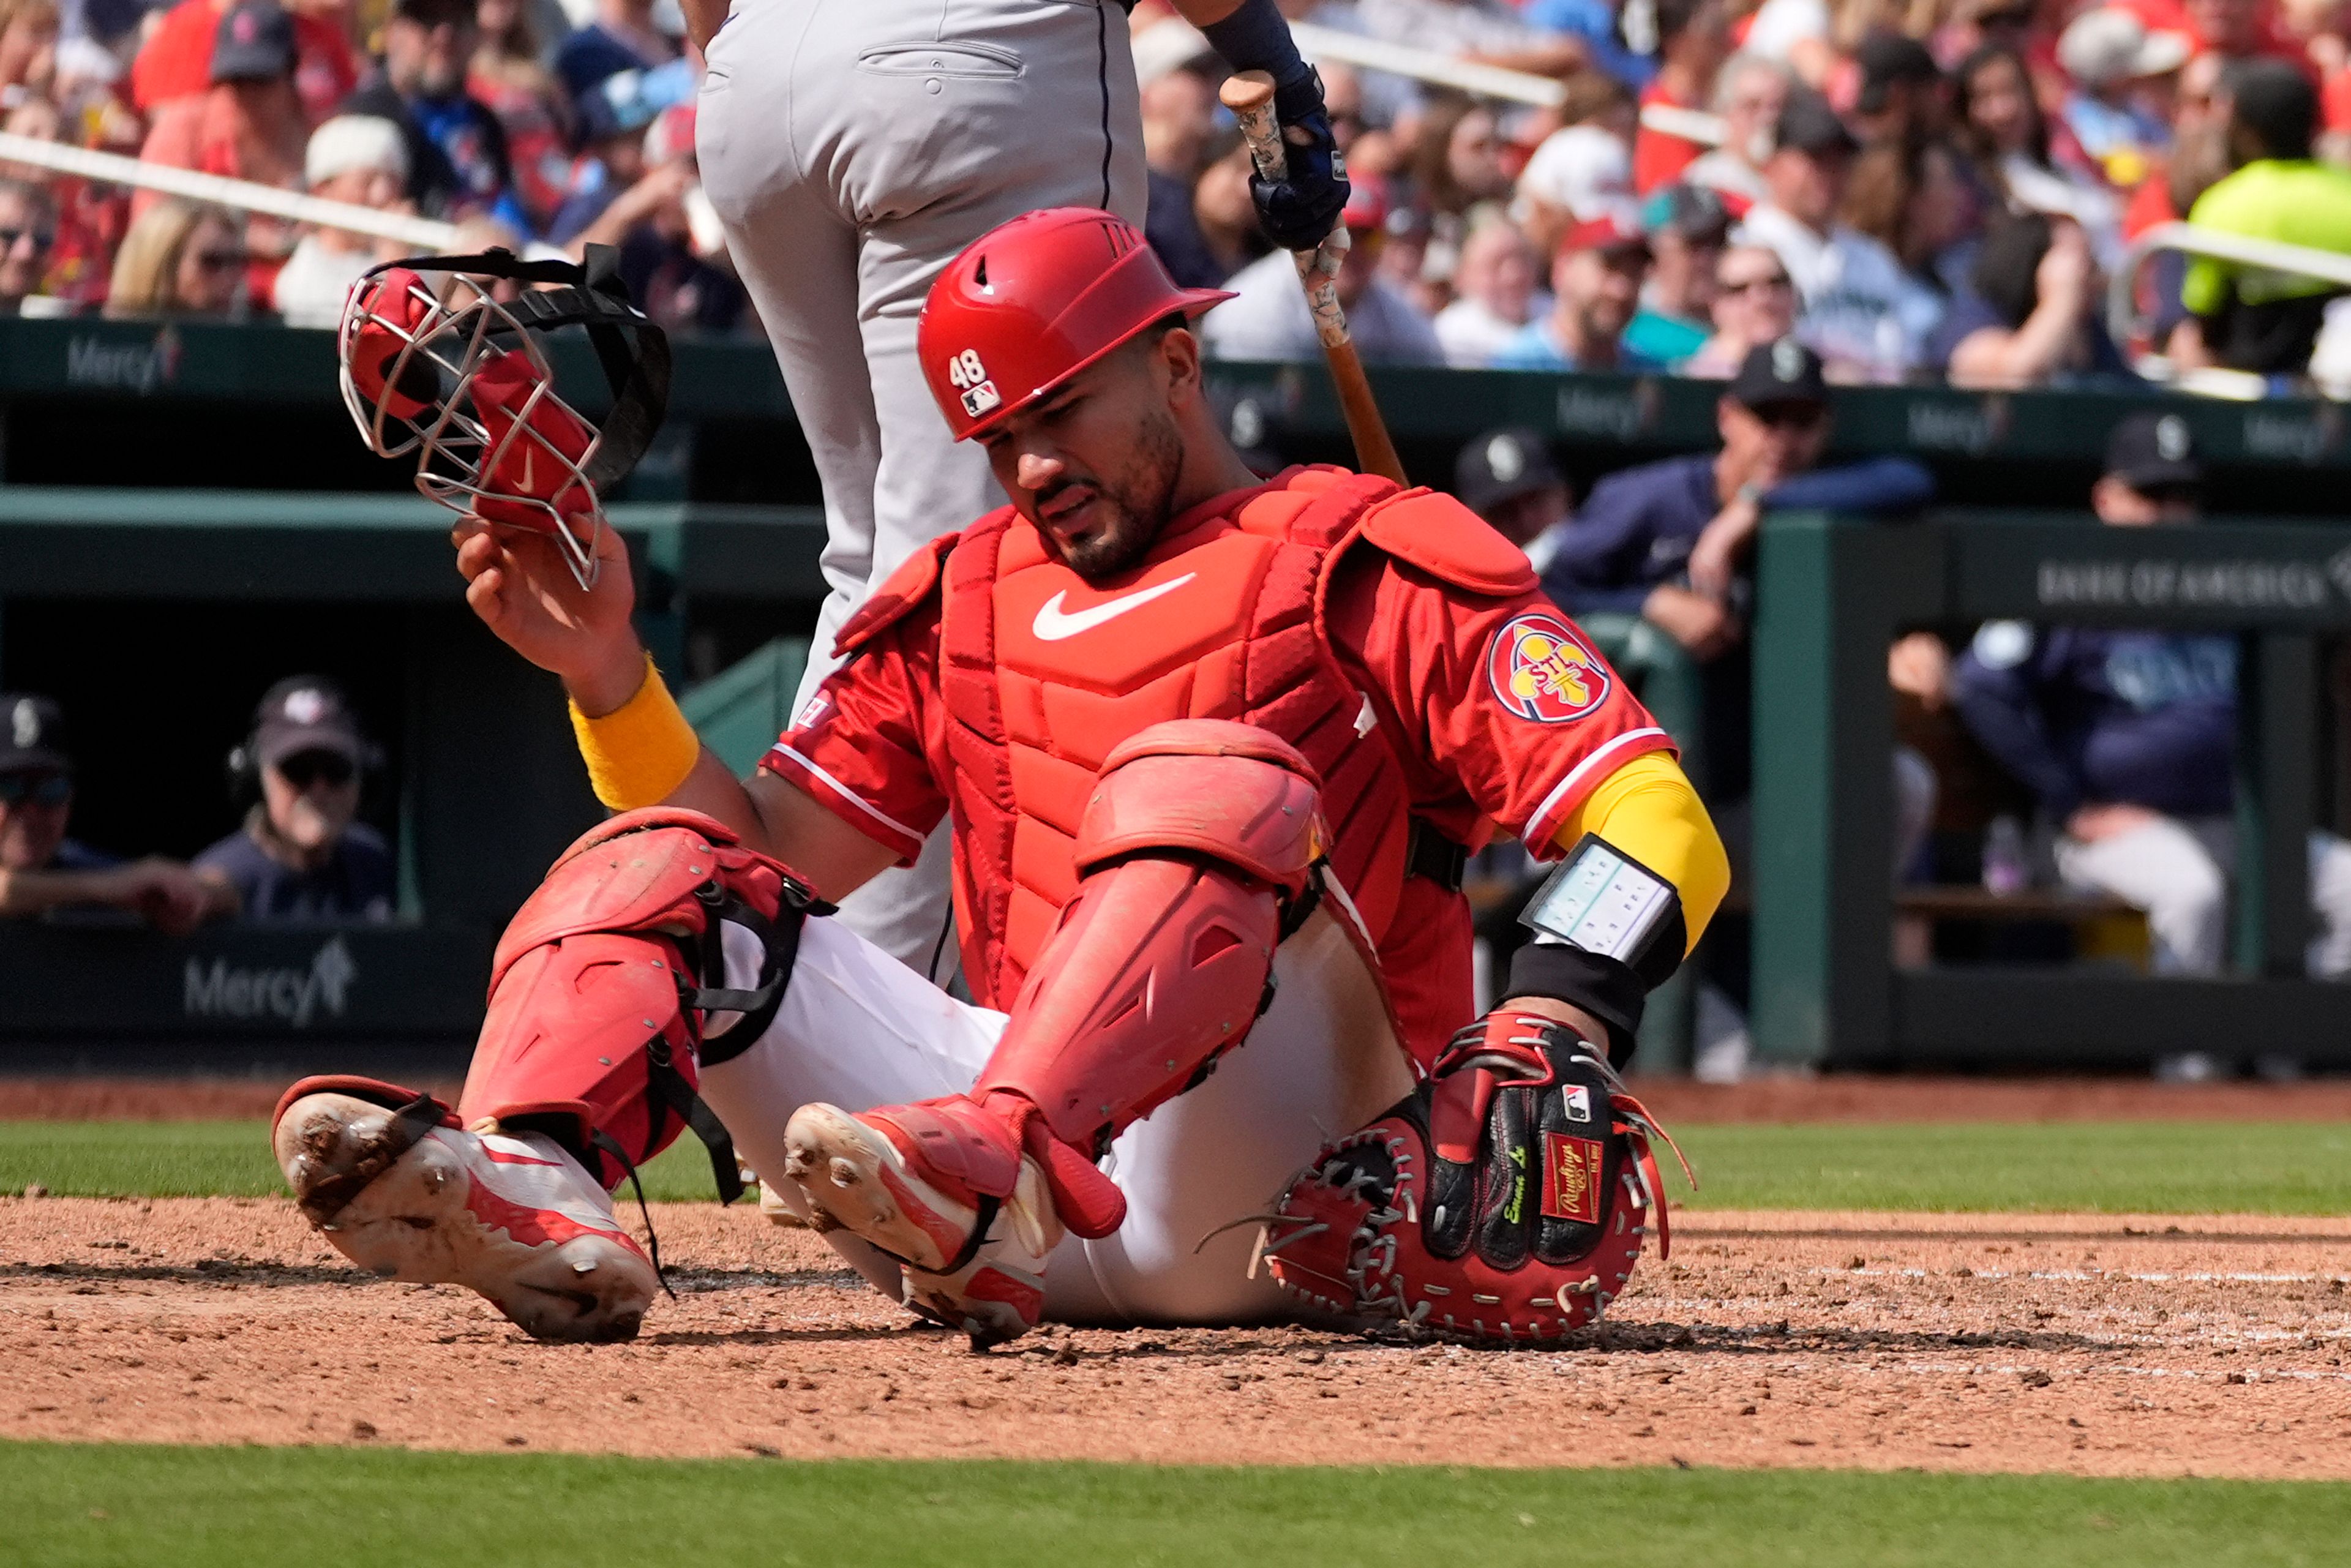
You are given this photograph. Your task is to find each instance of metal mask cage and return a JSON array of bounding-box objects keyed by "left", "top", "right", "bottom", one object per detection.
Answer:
[{"left": 335, "top": 246, "right": 672, "bottom": 592}]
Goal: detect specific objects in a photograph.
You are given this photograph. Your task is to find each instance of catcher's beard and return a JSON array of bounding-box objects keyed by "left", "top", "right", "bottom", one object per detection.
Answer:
[{"left": 1038, "top": 405, "right": 1185, "bottom": 582}]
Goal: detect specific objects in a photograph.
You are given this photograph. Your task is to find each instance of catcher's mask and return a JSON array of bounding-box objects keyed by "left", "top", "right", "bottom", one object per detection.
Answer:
[{"left": 336, "top": 244, "right": 672, "bottom": 590}]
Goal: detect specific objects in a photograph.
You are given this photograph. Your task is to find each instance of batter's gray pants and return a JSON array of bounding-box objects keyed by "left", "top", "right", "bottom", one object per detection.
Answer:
[{"left": 698, "top": 0, "right": 1146, "bottom": 980}]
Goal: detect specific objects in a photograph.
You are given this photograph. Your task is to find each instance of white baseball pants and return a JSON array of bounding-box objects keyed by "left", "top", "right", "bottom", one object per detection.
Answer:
[
  {"left": 696, "top": 0, "right": 1147, "bottom": 977},
  {"left": 2053, "top": 815, "right": 2351, "bottom": 978},
  {"left": 698, "top": 903, "right": 1414, "bottom": 1325}
]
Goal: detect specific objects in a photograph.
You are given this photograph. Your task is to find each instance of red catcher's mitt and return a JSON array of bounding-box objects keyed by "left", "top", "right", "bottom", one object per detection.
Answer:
[{"left": 1263, "top": 1011, "right": 1689, "bottom": 1343}]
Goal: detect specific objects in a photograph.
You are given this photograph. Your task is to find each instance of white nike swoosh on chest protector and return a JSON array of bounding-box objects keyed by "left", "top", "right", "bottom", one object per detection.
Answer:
[{"left": 1030, "top": 572, "right": 1198, "bottom": 641}]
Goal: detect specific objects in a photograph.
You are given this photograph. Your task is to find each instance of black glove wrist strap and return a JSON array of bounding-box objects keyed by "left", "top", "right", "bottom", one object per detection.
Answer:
[
  {"left": 1200, "top": 0, "right": 1315, "bottom": 97},
  {"left": 1503, "top": 942, "right": 1644, "bottom": 1068}
]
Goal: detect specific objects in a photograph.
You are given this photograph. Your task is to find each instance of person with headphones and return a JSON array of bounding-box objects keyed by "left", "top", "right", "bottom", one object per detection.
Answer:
[{"left": 195, "top": 677, "right": 395, "bottom": 923}]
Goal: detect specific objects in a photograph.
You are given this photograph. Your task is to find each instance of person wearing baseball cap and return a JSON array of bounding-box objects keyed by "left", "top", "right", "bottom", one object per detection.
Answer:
[
  {"left": 1734, "top": 88, "right": 1941, "bottom": 380},
  {"left": 274, "top": 114, "right": 413, "bottom": 330},
  {"left": 0, "top": 694, "right": 228, "bottom": 932},
  {"left": 2096, "top": 410, "right": 2205, "bottom": 522},
  {"left": 1851, "top": 32, "right": 1947, "bottom": 144},
  {"left": 1492, "top": 211, "right": 1657, "bottom": 372},
  {"left": 1545, "top": 336, "right": 1931, "bottom": 717},
  {"left": 1951, "top": 410, "right": 2351, "bottom": 1016},
  {"left": 1625, "top": 183, "right": 1731, "bottom": 367},
  {"left": 193, "top": 676, "right": 395, "bottom": 922},
  {"left": 1200, "top": 172, "right": 1446, "bottom": 365},
  {"left": 1454, "top": 426, "right": 1572, "bottom": 568},
  {"left": 2057, "top": 10, "right": 2191, "bottom": 190},
  {"left": 340, "top": 0, "right": 531, "bottom": 233}
]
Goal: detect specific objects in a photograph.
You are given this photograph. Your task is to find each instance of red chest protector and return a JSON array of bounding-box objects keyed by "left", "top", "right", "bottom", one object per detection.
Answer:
[{"left": 838, "top": 466, "right": 1530, "bottom": 1054}]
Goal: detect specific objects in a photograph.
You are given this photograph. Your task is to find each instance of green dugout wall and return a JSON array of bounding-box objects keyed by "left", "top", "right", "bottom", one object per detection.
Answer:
[{"left": 2, "top": 317, "right": 2347, "bottom": 1067}]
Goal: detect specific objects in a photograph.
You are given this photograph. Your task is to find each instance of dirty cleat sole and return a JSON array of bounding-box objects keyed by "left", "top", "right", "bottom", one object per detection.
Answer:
[
  {"left": 780, "top": 1102, "right": 972, "bottom": 1270},
  {"left": 274, "top": 1091, "right": 658, "bottom": 1344}
]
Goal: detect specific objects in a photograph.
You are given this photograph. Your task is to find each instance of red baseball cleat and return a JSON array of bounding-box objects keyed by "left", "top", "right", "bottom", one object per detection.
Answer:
[
  {"left": 781, "top": 1099, "right": 1064, "bottom": 1346},
  {"left": 274, "top": 1087, "right": 658, "bottom": 1343}
]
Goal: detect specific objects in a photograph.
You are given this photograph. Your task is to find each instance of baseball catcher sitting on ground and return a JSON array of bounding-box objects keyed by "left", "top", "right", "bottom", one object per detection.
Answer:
[{"left": 274, "top": 211, "right": 1728, "bottom": 1347}]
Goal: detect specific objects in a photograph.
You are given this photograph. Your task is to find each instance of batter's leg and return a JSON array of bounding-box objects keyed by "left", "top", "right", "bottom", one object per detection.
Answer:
[{"left": 703, "top": 0, "right": 1146, "bottom": 976}]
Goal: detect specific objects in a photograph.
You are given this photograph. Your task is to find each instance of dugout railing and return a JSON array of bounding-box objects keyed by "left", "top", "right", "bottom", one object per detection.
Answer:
[{"left": 1754, "top": 507, "right": 2351, "bottom": 1070}]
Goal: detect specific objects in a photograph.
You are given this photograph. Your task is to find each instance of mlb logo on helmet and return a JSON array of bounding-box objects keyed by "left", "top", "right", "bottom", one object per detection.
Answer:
[
  {"left": 945, "top": 347, "right": 1000, "bottom": 421},
  {"left": 1486, "top": 612, "right": 1610, "bottom": 724}
]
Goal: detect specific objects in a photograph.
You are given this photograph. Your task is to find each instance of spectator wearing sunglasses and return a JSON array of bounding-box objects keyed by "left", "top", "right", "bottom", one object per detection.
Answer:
[
  {"left": 102, "top": 199, "right": 247, "bottom": 318},
  {"left": 0, "top": 178, "right": 56, "bottom": 315},
  {"left": 0, "top": 694, "right": 227, "bottom": 932},
  {"left": 1685, "top": 241, "right": 1798, "bottom": 376},
  {"left": 194, "top": 677, "right": 395, "bottom": 923}
]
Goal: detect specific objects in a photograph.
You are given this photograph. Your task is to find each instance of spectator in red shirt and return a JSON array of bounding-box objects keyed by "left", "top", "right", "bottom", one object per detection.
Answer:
[
  {"left": 137, "top": 0, "right": 307, "bottom": 307},
  {"left": 468, "top": 0, "right": 570, "bottom": 229},
  {"left": 131, "top": 0, "right": 356, "bottom": 124},
  {"left": 0, "top": 178, "right": 54, "bottom": 314},
  {"left": 1635, "top": 0, "right": 1732, "bottom": 194}
]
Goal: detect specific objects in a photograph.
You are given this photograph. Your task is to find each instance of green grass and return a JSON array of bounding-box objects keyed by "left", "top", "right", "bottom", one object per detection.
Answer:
[
  {"left": 5, "top": 1442, "right": 2350, "bottom": 1568},
  {"left": 0, "top": 1120, "right": 727, "bottom": 1202},
  {"left": 7, "top": 1118, "right": 2351, "bottom": 1214}
]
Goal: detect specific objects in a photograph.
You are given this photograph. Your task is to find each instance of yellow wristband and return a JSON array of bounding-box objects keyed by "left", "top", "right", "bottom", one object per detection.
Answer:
[{"left": 568, "top": 653, "right": 702, "bottom": 810}]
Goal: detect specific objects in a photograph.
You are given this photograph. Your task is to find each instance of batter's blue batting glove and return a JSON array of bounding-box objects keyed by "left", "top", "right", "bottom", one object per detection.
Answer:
[{"left": 1250, "top": 69, "right": 1351, "bottom": 253}]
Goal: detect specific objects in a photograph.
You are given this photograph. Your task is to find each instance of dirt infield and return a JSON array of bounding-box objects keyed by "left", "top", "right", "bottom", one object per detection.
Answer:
[
  {"left": 9, "top": 1075, "right": 2351, "bottom": 1123},
  {"left": 5, "top": 1194, "right": 2347, "bottom": 1478}
]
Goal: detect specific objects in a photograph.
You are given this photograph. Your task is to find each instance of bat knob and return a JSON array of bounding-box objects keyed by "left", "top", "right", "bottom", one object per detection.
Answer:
[{"left": 1219, "top": 69, "right": 1277, "bottom": 115}]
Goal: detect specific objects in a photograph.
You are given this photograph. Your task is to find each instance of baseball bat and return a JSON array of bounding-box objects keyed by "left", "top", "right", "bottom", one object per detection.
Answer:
[{"left": 1218, "top": 70, "right": 1408, "bottom": 487}]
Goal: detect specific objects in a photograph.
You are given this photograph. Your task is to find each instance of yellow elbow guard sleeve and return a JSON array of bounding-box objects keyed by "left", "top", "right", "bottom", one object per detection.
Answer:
[
  {"left": 568, "top": 654, "right": 702, "bottom": 811},
  {"left": 1552, "top": 751, "right": 1730, "bottom": 958}
]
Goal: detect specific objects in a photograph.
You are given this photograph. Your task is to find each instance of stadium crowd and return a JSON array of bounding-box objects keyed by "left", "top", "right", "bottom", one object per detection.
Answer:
[{"left": 0, "top": 0, "right": 2345, "bottom": 378}]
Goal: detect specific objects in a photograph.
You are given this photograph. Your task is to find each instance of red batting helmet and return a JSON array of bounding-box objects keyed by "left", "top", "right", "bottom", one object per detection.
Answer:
[{"left": 918, "top": 208, "right": 1234, "bottom": 442}]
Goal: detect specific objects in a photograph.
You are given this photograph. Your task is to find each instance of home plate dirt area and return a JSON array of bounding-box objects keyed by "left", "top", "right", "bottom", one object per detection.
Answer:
[{"left": 5, "top": 1194, "right": 2348, "bottom": 1479}]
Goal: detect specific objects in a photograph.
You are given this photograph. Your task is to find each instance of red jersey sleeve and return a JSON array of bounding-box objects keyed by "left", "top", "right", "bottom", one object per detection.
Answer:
[
  {"left": 757, "top": 606, "right": 948, "bottom": 867},
  {"left": 1331, "top": 557, "right": 1676, "bottom": 855}
]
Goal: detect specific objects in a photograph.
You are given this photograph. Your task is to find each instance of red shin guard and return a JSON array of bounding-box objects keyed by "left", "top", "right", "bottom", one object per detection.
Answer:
[{"left": 967, "top": 721, "right": 1328, "bottom": 1231}]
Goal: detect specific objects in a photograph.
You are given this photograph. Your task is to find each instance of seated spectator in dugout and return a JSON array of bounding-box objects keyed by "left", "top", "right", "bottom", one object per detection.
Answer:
[
  {"left": 2170, "top": 59, "right": 2351, "bottom": 376},
  {"left": 1951, "top": 413, "right": 2351, "bottom": 980},
  {"left": 195, "top": 677, "right": 396, "bottom": 922},
  {"left": 1542, "top": 339, "right": 1933, "bottom": 804},
  {"left": 0, "top": 694, "right": 228, "bottom": 932},
  {"left": 1455, "top": 426, "right": 1573, "bottom": 573}
]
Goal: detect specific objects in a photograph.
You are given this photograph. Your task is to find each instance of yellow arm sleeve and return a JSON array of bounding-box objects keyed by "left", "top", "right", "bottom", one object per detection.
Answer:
[{"left": 1550, "top": 750, "right": 1730, "bottom": 957}]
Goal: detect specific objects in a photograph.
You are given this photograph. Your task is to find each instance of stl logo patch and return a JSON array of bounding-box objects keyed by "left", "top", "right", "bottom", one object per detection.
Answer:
[
  {"left": 1487, "top": 613, "right": 1610, "bottom": 723},
  {"left": 1541, "top": 1133, "right": 1605, "bottom": 1224}
]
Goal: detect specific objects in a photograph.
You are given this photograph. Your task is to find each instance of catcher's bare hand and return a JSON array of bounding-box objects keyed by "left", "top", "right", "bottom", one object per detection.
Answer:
[{"left": 453, "top": 516, "right": 644, "bottom": 710}]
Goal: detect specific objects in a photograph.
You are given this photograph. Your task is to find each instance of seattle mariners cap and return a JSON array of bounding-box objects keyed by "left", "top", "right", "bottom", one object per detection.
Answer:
[
  {"left": 1640, "top": 183, "right": 1730, "bottom": 246},
  {"left": 1728, "top": 337, "right": 1828, "bottom": 410},
  {"left": 2105, "top": 411, "right": 2203, "bottom": 490},
  {"left": 1455, "top": 428, "right": 1564, "bottom": 517},
  {"left": 0, "top": 694, "right": 70, "bottom": 776},
  {"left": 252, "top": 676, "right": 366, "bottom": 768}
]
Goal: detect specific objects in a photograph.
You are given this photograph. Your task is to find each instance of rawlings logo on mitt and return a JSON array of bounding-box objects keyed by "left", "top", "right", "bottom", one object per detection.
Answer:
[{"left": 1262, "top": 1012, "right": 1689, "bottom": 1343}]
